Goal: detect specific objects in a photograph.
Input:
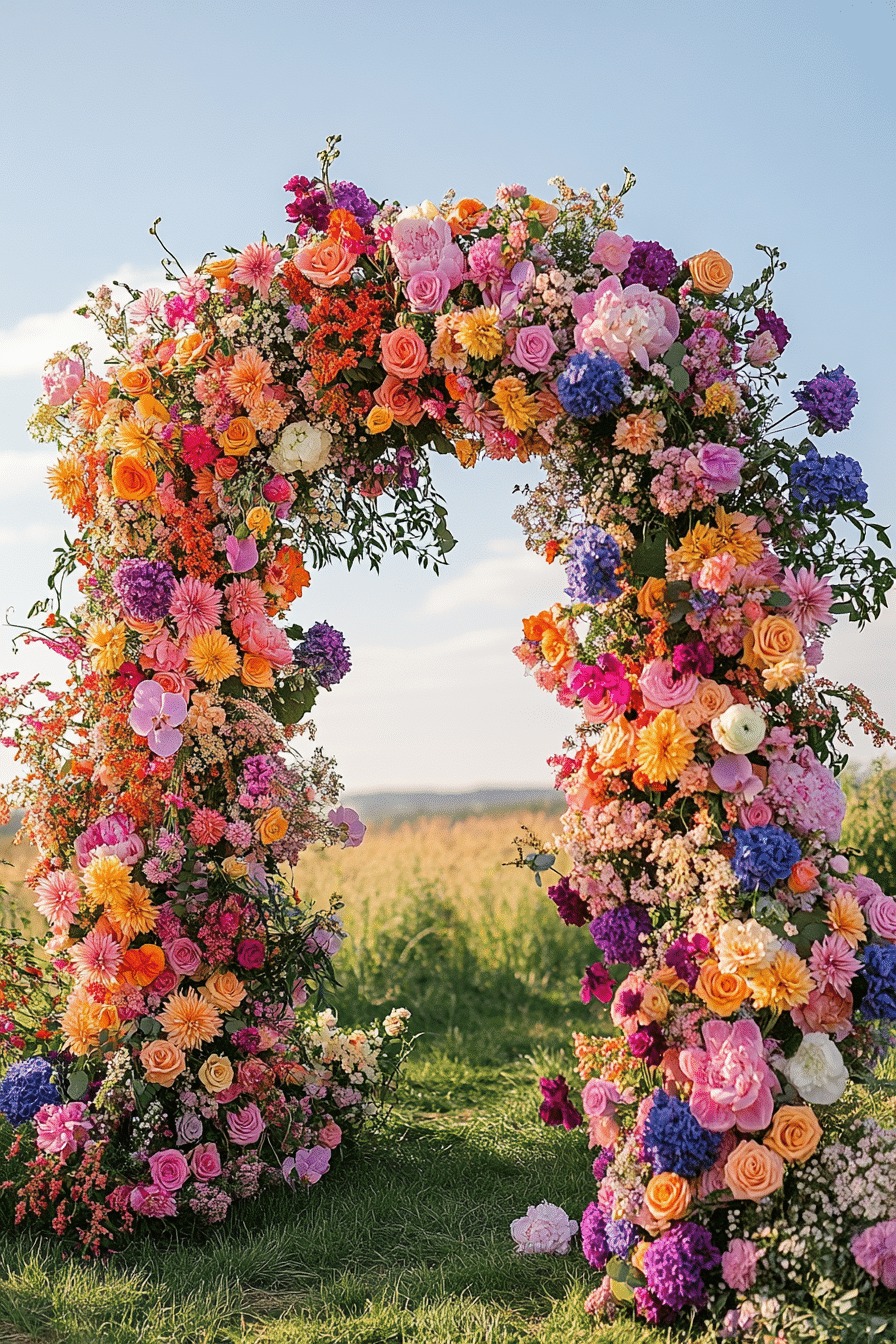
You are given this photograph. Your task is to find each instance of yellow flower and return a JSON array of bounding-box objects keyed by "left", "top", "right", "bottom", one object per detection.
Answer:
[
  {"left": 671, "top": 524, "right": 723, "bottom": 573},
  {"left": 826, "top": 892, "right": 866, "bottom": 949},
  {"left": 635, "top": 710, "right": 695, "bottom": 783},
  {"left": 222, "top": 856, "right": 249, "bottom": 879},
  {"left": 699, "top": 381, "right": 740, "bottom": 418},
  {"left": 454, "top": 439, "right": 478, "bottom": 468},
  {"left": 106, "top": 881, "right": 157, "bottom": 938},
  {"left": 82, "top": 853, "right": 133, "bottom": 910},
  {"left": 455, "top": 306, "right": 504, "bottom": 361},
  {"left": 246, "top": 506, "right": 272, "bottom": 537},
  {"left": 366, "top": 406, "right": 394, "bottom": 434},
  {"left": 714, "top": 507, "right": 765, "bottom": 567},
  {"left": 492, "top": 376, "right": 539, "bottom": 434},
  {"left": 188, "top": 630, "right": 240, "bottom": 683},
  {"left": 86, "top": 619, "right": 128, "bottom": 674},
  {"left": 46, "top": 454, "right": 87, "bottom": 513},
  {"left": 158, "top": 988, "right": 223, "bottom": 1051},
  {"left": 197, "top": 1054, "right": 235, "bottom": 1094},
  {"left": 748, "top": 949, "right": 814, "bottom": 1011}
]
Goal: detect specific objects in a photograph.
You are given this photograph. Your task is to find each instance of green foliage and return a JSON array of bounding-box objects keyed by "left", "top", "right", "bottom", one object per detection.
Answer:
[{"left": 840, "top": 758, "right": 896, "bottom": 891}]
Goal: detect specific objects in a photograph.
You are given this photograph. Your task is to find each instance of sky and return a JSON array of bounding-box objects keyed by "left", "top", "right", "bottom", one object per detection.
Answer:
[{"left": 1, "top": 0, "right": 894, "bottom": 793}]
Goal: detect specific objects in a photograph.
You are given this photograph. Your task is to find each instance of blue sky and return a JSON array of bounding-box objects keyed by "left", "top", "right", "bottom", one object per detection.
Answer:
[{"left": 1, "top": 0, "right": 893, "bottom": 789}]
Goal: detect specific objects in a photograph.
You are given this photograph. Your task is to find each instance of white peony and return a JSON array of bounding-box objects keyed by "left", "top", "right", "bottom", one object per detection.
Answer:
[
  {"left": 783, "top": 1032, "right": 849, "bottom": 1105},
  {"left": 395, "top": 199, "right": 441, "bottom": 222},
  {"left": 712, "top": 703, "right": 767, "bottom": 755},
  {"left": 269, "top": 420, "right": 333, "bottom": 475},
  {"left": 510, "top": 1201, "right": 578, "bottom": 1255}
]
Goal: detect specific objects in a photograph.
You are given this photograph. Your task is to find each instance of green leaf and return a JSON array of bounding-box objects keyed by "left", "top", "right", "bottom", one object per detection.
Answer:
[
  {"left": 67, "top": 1072, "right": 89, "bottom": 1101},
  {"left": 662, "top": 341, "right": 686, "bottom": 367},
  {"left": 766, "top": 590, "right": 791, "bottom": 607},
  {"left": 271, "top": 681, "right": 318, "bottom": 726},
  {"left": 218, "top": 676, "right": 244, "bottom": 699},
  {"left": 527, "top": 218, "right": 546, "bottom": 240},
  {"left": 669, "top": 364, "right": 690, "bottom": 393},
  {"left": 139, "top": 1015, "right": 161, "bottom": 1038},
  {"left": 630, "top": 530, "right": 668, "bottom": 578},
  {"left": 224, "top": 1017, "right": 245, "bottom": 1035}
]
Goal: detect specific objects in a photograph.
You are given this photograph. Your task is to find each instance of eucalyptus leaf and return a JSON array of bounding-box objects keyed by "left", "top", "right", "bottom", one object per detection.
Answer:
[
  {"left": 630, "top": 530, "right": 668, "bottom": 579},
  {"left": 67, "top": 1072, "right": 89, "bottom": 1100}
]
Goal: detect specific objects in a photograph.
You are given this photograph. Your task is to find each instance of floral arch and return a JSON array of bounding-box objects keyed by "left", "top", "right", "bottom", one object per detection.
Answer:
[{"left": 1, "top": 137, "right": 895, "bottom": 1333}]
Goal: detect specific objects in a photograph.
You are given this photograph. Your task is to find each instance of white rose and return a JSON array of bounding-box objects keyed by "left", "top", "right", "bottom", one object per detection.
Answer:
[
  {"left": 711, "top": 704, "right": 767, "bottom": 755},
  {"left": 783, "top": 1032, "right": 849, "bottom": 1105},
  {"left": 510, "top": 1201, "right": 578, "bottom": 1254},
  {"left": 395, "top": 199, "right": 442, "bottom": 222},
  {"left": 269, "top": 420, "right": 333, "bottom": 475}
]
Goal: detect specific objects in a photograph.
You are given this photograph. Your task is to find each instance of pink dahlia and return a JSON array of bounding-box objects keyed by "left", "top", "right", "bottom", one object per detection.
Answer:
[
  {"left": 69, "top": 929, "right": 124, "bottom": 987},
  {"left": 678, "top": 1018, "right": 780, "bottom": 1132},
  {"left": 169, "top": 576, "right": 222, "bottom": 641},
  {"left": 188, "top": 808, "right": 228, "bottom": 846},
  {"left": 808, "top": 933, "right": 861, "bottom": 997},
  {"left": 33, "top": 870, "right": 81, "bottom": 928},
  {"left": 232, "top": 240, "right": 282, "bottom": 300},
  {"left": 780, "top": 565, "right": 834, "bottom": 636},
  {"left": 223, "top": 577, "right": 268, "bottom": 621}
]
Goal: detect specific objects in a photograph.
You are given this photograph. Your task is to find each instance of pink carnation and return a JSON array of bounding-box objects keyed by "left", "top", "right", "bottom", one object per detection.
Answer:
[
  {"left": 678, "top": 1019, "right": 780, "bottom": 1132},
  {"left": 852, "top": 1220, "right": 896, "bottom": 1289},
  {"left": 721, "top": 1238, "right": 760, "bottom": 1291},
  {"left": 188, "top": 808, "right": 228, "bottom": 846},
  {"left": 791, "top": 986, "right": 854, "bottom": 1041},
  {"left": 223, "top": 577, "right": 267, "bottom": 621},
  {"left": 573, "top": 277, "right": 679, "bottom": 370}
]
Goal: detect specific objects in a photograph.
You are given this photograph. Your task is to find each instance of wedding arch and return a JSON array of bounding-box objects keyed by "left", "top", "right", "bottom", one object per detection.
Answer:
[{"left": 1, "top": 136, "right": 894, "bottom": 1334}]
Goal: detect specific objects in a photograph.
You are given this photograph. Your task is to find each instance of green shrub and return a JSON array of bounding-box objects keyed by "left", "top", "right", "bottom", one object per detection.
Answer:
[{"left": 840, "top": 758, "right": 896, "bottom": 891}]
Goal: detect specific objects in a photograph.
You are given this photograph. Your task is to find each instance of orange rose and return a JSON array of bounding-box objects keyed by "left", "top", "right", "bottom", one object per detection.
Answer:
[
  {"left": 111, "top": 454, "right": 157, "bottom": 501},
  {"left": 241, "top": 653, "right": 274, "bottom": 689},
  {"left": 95, "top": 1003, "right": 121, "bottom": 1036},
  {"left": 788, "top": 859, "right": 819, "bottom": 894},
  {"left": 175, "top": 331, "right": 215, "bottom": 367},
  {"left": 380, "top": 328, "right": 429, "bottom": 381},
  {"left": 724, "top": 1140, "right": 784, "bottom": 1201},
  {"left": 654, "top": 963, "right": 690, "bottom": 995},
  {"left": 197, "top": 1053, "right": 234, "bottom": 1094},
  {"left": 637, "top": 577, "right": 666, "bottom": 620},
  {"left": 688, "top": 250, "right": 733, "bottom": 294},
  {"left": 135, "top": 393, "right": 170, "bottom": 425},
  {"left": 373, "top": 374, "right": 424, "bottom": 427},
  {"left": 749, "top": 615, "right": 803, "bottom": 668},
  {"left": 201, "top": 972, "right": 247, "bottom": 1012},
  {"left": 693, "top": 678, "right": 734, "bottom": 722},
  {"left": 528, "top": 196, "right": 560, "bottom": 227},
  {"left": 522, "top": 609, "right": 556, "bottom": 643},
  {"left": 205, "top": 257, "right": 237, "bottom": 286},
  {"left": 448, "top": 197, "right": 487, "bottom": 236},
  {"left": 366, "top": 406, "right": 394, "bottom": 434},
  {"left": 763, "top": 1105, "right": 822, "bottom": 1164},
  {"left": 256, "top": 807, "right": 289, "bottom": 844},
  {"left": 294, "top": 237, "right": 355, "bottom": 288},
  {"left": 594, "top": 716, "right": 638, "bottom": 773},
  {"left": 117, "top": 366, "right": 153, "bottom": 397},
  {"left": 695, "top": 959, "right": 750, "bottom": 1016},
  {"left": 541, "top": 626, "right": 571, "bottom": 670},
  {"left": 139, "top": 1037, "right": 187, "bottom": 1086},
  {"left": 219, "top": 416, "right": 257, "bottom": 456},
  {"left": 246, "top": 506, "right": 272, "bottom": 537},
  {"left": 677, "top": 699, "right": 704, "bottom": 730},
  {"left": 644, "top": 1171, "right": 692, "bottom": 1223}
]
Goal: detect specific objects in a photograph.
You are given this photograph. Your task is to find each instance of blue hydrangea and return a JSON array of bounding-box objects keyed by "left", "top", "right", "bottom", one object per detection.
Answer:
[
  {"left": 789, "top": 446, "right": 868, "bottom": 510},
  {"left": 564, "top": 527, "right": 622, "bottom": 605},
  {"left": 732, "top": 825, "right": 802, "bottom": 892},
  {"left": 556, "top": 351, "right": 624, "bottom": 419},
  {"left": 0, "top": 1057, "right": 59, "bottom": 1128},
  {"left": 643, "top": 1089, "right": 722, "bottom": 1178},
  {"left": 581, "top": 1201, "right": 610, "bottom": 1269},
  {"left": 793, "top": 364, "right": 858, "bottom": 432},
  {"left": 861, "top": 944, "right": 896, "bottom": 1021}
]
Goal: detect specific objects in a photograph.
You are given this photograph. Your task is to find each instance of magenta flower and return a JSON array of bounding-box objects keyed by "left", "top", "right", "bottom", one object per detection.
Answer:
[
  {"left": 232, "top": 240, "right": 282, "bottom": 300},
  {"left": 538, "top": 1074, "right": 583, "bottom": 1130},
  {"left": 225, "top": 534, "right": 259, "bottom": 574},
  {"left": 34, "top": 1101, "right": 92, "bottom": 1158},
  {"left": 282, "top": 1144, "right": 331, "bottom": 1186},
  {"left": 328, "top": 806, "right": 366, "bottom": 848},
  {"left": 580, "top": 962, "right": 614, "bottom": 1005},
  {"left": 808, "top": 933, "right": 861, "bottom": 997},
  {"left": 780, "top": 565, "right": 835, "bottom": 635},
  {"left": 678, "top": 1019, "right": 780, "bottom": 1132},
  {"left": 148, "top": 1147, "right": 191, "bottom": 1192},
  {"left": 129, "top": 679, "right": 187, "bottom": 757}
]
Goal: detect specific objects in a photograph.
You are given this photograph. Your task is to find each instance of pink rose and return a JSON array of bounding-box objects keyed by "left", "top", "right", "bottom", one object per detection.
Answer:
[
  {"left": 405, "top": 269, "right": 450, "bottom": 313},
  {"left": 721, "top": 1238, "right": 761, "bottom": 1291},
  {"left": 739, "top": 798, "right": 774, "bottom": 828},
  {"left": 317, "top": 1121, "right": 342, "bottom": 1149},
  {"left": 129, "top": 1183, "right": 177, "bottom": 1217},
  {"left": 149, "top": 968, "right": 180, "bottom": 997},
  {"left": 164, "top": 937, "right": 203, "bottom": 977},
  {"left": 189, "top": 1142, "right": 222, "bottom": 1180},
  {"left": 226, "top": 1102, "right": 266, "bottom": 1146},
  {"left": 679, "top": 1019, "right": 780, "bottom": 1132},
  {"left": 865, "top": 895, "right": 896, "bottom": 943},
  {"left": 510, "top": 324, "right": 558, "bottom": 374},
  {"left": 148, "top": 1147, "right": 191, "bottom": 1192},
  {"left": 638, "top": 660, "right": 698, "bottom": 712},
  {"left": 263, "top": 474, "right": 295, "bottom": 504},
  {"left": 747, "top": 331, "right": 780, "bottom": 366},
  {"left": 695, "top": 442, "right": 745, "bottom": 495},
  {"left": 589, "top": 232, "right": 634, "bottom": 273},
  {"left": 379, "top": 328, "right": 429, "bottom": 381},
  {"left": 236, "top": 938, "right": 265, "bottom": 969},
  {"left": 581, "top": 1078, "right": 624, "bottom": 1147},
  {"left": 231, "top": 613, "right": 293, "bottom": 668}
]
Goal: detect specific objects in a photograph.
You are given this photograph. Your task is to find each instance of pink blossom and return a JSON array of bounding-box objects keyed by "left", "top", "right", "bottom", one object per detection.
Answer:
[
  {"left": 168, "top": 577, "right": 222, "bottom": 641},
  {"left": 316, "top": 1121, "right": 342, "bottom": 1149},
  {"left": 164, "top": 937, "right": 203, "bottom": 976},
  {"left": 638, "top": 660, "right": 698, "bottom": 712},
  {"left": 328, "top": 806, "right": 366, "bottom": 848},
  {"left": 510, "top": 324, "right": 558, "bottom": 374},
  {"left": 573, "top": 277, "right": 680, "bottom": 370},
  {"left": 698, "top": 552, "right": 737, "bottom": 593},
  {"left": 808, "top": 933, "right": 861, "bottom": 996},
  {"left": 34, "top": 1101, "right": 92, "bottom": 1158},
  {"left": 852, "top": 1220, "right": 896, "bottom": 1289},
  {"left": 189, "top": 1142, "right": 222, "bottom": 1180},
  {"left": 42, "top": 355, "right": 85, "bottom": 406},
  {"left": 390, "top": 216, "right": 465, "bottom": 288},
  {"left": 766, "top": 747, "right": 846, "bottom": 843},
  {"left": 231, "top": 612, "right": 292, "bottom": 667},
  {"left": 227, "top": 1102, "right": 266, "bottom": 1146},
  {"left": 128, "top": 680, "right": 187, "bottom": 757},
  {"left": 865, "top": 894, "right": 896, "bottom": 942},
  {"left": 589, "top": 232, "right": 634, "bottom": 273},
  {"left": 282, "top": 1144, "right": 331, "bottom": 1186},
  {"left": 74, "top": 812, "right": 144, "bottom": 868},
  {"left": 148, "top": 1147, "right": 191, "bottom": 1192},
  {"left": 129, "top": 1183, "right": 177, "bottom": 1217},
  {"left": 224, "top": 577, "right": 267, "bottom": 621},
  {"left": 581, "top": 1078, "right": 625, "bottom": 1147},
  {"left": 791, "top": 986, "right": 853, "bottom": 1041},
  {"left": 721, "top": 1238, "right": 761, "bottom": 1291},
  {"left": 225, "top": 535, "right": 259, "bottom": 574},
  {"left": 33, "top": 870, "right": 81, "bottom": 928},
  {"left": 232, "top": 240, "right": 281, "bottom": 300},
  {"left": 747, "top": 330, "right": 780, "bottom": 366},
  {"left": 510, "top": 1201, "right": 578, "bottom": 1254},
  {"left": 780, "top": 566, "right": 834, "bottom": 636},
  {"left": 678, "top": 1019, "right": 780, "bottom": 1132},
  {"left": 69, "top": 929, "right": 123, "bottom": 987},
  {"left": 405, "top": 269, "right": 450, "bottom": 313},
  {"left": 140, "top": 630, "right": 188, "bottom": 673},
  {"left": 695, "top": 442, "right": 744, "bottom": 494}
]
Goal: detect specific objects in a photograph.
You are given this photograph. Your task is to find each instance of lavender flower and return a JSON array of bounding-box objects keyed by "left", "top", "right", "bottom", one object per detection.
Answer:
[
  {"left": 750, "top": 308, "right": 791, "bottom": 354},
  {"left": 112, "top": 558, "right": 176, "bottom": 621},
  {"left": 793, "top": 364, "right": 859, "bottom": 432},
  {"left": 293, "top": 622, "right": 351, "bottom": 689},
  {"left": 642, "top": 1221, "right": 721, "bottom": 1312},
  {"left": 581, "top": 1202, "right": 610, "bottom": 1270},
  {"left": 589, "top": 903, "right": 652, "bottom": 966}
]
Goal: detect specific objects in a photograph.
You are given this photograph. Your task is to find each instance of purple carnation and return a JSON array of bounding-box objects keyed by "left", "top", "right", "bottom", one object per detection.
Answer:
[
  {"left": 564, "top": 527, "right": 622, "bottom": 606},
  {"left": 793, "top": 364, "right": 859, "bottom": 433},
  {"left": 332, "top": 181, "right": 378, "bottom": 229},
  {"left": 112, "top": 558, "right": 176, "bottom": 622},
  {"left": 293, "top": 622, "right": 351, "bottom": 689},
  {"left": 547, "top": 875, "right": 589, "bottom": 926},
  {"left": 581, "top": 1202, "right": 610, "bottom": 1270},
  {"left": 642, "top": 1222, "right": 721, "bottom": 1312},
  {"left": 751, "top": 308, "right": 791, "bottom": 355},
  {"left": 591, "top": 1147, "right": 614, "bottom": 1183},
  {"left": 622, "top": 240, "right": 678, "bottom": 291},
  {"left": 589, "top": 903, "right": 651, "bottom": 966}
]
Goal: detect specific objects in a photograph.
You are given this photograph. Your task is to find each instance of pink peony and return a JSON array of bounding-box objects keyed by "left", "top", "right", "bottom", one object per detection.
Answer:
[
  {"left": 129, "top": 1184, "right": 178, "bottom": 1217},
  {"left": 510, "top": 324, "right": 558, "bottom": 374},
  {"left": 695, "top": 442, "right": 744, "bottom": 494},
  {"left": 148, "top": 1147, "right": 191, "bottom": 1192},
  {"left": 589, "top": 231, "right": 634, "bottom": 273},
  {"left": 74, "top": 812, "right": 144, "bottom": 868},
  {"left": 231, "top": 612, "right": 293, "bottom": 667},
  {"left": 282, "top": 1145, "right": 331, "bottom": 1186},
  {"left": 573, "top": 277, "right": 679, "bottom": 370},
  {"left": 316, "top": 1121, "right": 342, "bottom": 1149},
  {"left": 678, "top": 1019, "right": 780, "bottom": 1132},
  {"left": 189, "top": 1142, "right": 222, "bottom": 1180},
  {"left": 510, "top": 1201, "right": 578, "bottom": 1254},
  {"left": 852, "top": 1220, "right": 896, "bottom": 1289},
  {"left": 765, "top": 747, "right": 847, "bottom": 843},
  {"left": 34, "top": 1101, "right": 92, "bottom": 1158},
  {"left": 226, "top": 1102, "right": 266, "bottom": 1146},
  {"left": 390, "top": 215, "right": 465, "bottom": 287},
  {"left": 42, "top": 355, "right": 85, "bottom": 406},
  {"left": 638, "top": 660, "right": 698, "bottom": 712},
  {"left": 721, "top": 1238, "right": 761, "bottom": 1291}
]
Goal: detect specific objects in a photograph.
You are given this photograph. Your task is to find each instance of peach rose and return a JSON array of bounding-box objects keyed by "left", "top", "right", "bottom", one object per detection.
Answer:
[
  {"left": 205, "top": 256, "right": 237, "bottom": 285},
  {"left": 246, "top": 506, "right": 272, "bottom": 537},
  {"left": 366, "top": 406, "right": 394, "bottom": 434},
  {"left": 788, "top": 859, "right": 820, "bottom": 894},
  {"left": 762, "top": 1105, "right": 822, "bottom": 1164},
  {"left": 373, "top": 374, "right": 424, "bottom": 426},
  {"left": 380, "top": 328, "right": 429, "bottom": 381},
  {"left": 688, "top": 250, "right": 733, "bottom": 294},
  {"left": 111, "top": 455, "right": 157, "bottom": 501},
  {"left": 202, "top": 971, "right": 247, "bottom": 1012},
  {"left": 140, "top": 1037, "right": 187, "bottom": 1086},
  {"left": 637, "top": 577, "right": 666, "bottom": 620},
  {"left": 219, "top": 416, "right": 257, "bottom": 456},
  {"left": 724, "top": 1140, "right": 784, "bottom": 1201},
  {"left": 695, "top": 959, "right": 750, "bottom": 1017},
  {"left": 593, "top": 716, "right": 638, "bottom": 773},
  {"left": 639, "top": 982, "right": 670, "bottom": 1023},
  {"left": 748, "top": 614, "right": 803, "bottom": 668},
  {"left": 174, "top": 331, "right": 214, "bottom": 367},
  {"left": 448, "top": 197, "right": 487, "bottom": 236},
  {"left": 678, "top": 699, "right": 705, "bottom": 730},
  {"left": 528, "top": 196, "right": 560, "bottom": 227},
  {"left": 256, "top": 807, "right": 289, "bottom": 844},
  {"left": 197, "top": 1053, "right": 235, "bottom": 1094},
  {"left": 118, "top": 366, "right": 153, "bottom": 396},
  {"left": 241, "top": 653, "right": 274, "bottom": 689},
  {"left": 693, "top": 678, "right": 734, "bottom": 723},
  {"left": 215, "top": 456, "right": 239, "bottom": 479},
  {"left": 644, "top": 1171, "right": 692, "bottom": 1223},
  {"left": 294, "top": 237, "right": 355, "bottom": 288}
]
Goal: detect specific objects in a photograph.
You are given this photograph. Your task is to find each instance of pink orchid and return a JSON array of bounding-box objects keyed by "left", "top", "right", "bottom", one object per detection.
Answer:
[
  {"left": 128, "top": 679, "right": 187, "bottom": 756},
  {"left": 328, "top": 806, "right": 366, "bottom": 848},
  {"left": 710, "top": 754, "right": 764, "bottom": 800}
]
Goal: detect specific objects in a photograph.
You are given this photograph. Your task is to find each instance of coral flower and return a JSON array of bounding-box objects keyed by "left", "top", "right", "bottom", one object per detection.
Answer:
[
  {"left": 634, "top": 710, "right": 695, "bottom": 783},
  {"left": 158, "top": 988, "right": 223, "bottom": 1050},
  {"left": 232, "top": 240, "right": 281, "bottom": 299},
  {"left": 33, "top": 870, "right": 81, "bottom": 928},
  {"left": 826, "top": 891, "right": 866, "bottom": 949},
  {"left": 69, "top": 929, "right": 123, "bottom": 987},
  {"left": 82, "top": 853, "right": 134, "bottom": 910},
  {"left": 168, "top": 576, "right": 223, "bottom": 640},
  {"left": 106, "top": 882, "right": 158, "bottom": 938},
  {"left": 187, "top": 631, "right": 240, "bottom": 683},
  {"left": 121, "top": 942, "right": 167, "bottom": 987},
  {"left": 226, "top": 348, "right": 274, "bottom": 409},
  {"left": 59, "top": 987, "right": 105, "bottom": 1055},
  {"left": 46, "top": 454, "right": 88, "bottom": 512}
]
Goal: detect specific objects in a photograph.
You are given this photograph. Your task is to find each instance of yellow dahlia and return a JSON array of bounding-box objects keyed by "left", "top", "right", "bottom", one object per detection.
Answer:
[
  {"left": 59, "top": 987, "right": 105, "bottom": 1056},
  {"left": 699, "top": 381, "right": 740, "bottom": 418},
  {"left": 492, "top": 376, "right": 539, "bottom": 434},
  {"left": 82, "top": 853, "right": 133, "bottom": 910},
  {"left": 635, "top": 710, "right": 695, "bottom": 783},
  {"left": 46, "top": 454, "right": 87, "bottom": 512},
  {"left": 158, "top": 988, "right": 223, "bottom": 1051},
  {"left": 187, "top": 630, "right": 240, "bottom": 683},
  {"left": 455, "top": 306, "right": 504, "bottom": 361},
  {"left": 106, "top": 881, "right": 157, "bottom": 938},
  {"left": 714, "top": 507, "right": 764, "bottom": 567},
  {"left": 86, "top": 619, "right": 128, "bottom": 674},
  {"left": 671, "top": 524, "right": 723, "bottom": 573},
  {"left": 748, "top": 949, "right": 814, "bottom": 1011}
]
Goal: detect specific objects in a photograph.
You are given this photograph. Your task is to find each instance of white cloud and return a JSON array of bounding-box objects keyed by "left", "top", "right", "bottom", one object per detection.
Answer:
[
  {"left": 0, "top": 264, "right": 169, "bottom": 378},
  {"left": 0, "top": 522, "right": 56, "bottom": 547},
  {"left": 0, "top": 451, "right": 55, "bottom": 500},
  {"left": 817, "top": 604, "right": 896, "bottom": 760},
  {"left": 423, "top": 538, "right": 563, "bottom": 616}
]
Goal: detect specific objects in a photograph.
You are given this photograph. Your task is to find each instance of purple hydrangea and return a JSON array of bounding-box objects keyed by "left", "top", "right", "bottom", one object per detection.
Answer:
[
  {"left": 581, "top": 1202, "right": 610, "bottom": 1270},
  {"left": 241, "top": 754, "right": 277, "bottom": 798},
  {"left": 793, "top": 364, "right": 858, "bottom": 433},
  {"left": 643, "top": 1089, "right": 722, "bottom": 1178},
  {"left": 564, "top": 527, "right": 622, "bottom": 605},
  {"left": 789, "top": 445, "right": 868, "bottom": 510},
  {"left": 293, "top": 622, "right": 352, "bottom": 689},
  {"left": 112, "top": 558, "right": 176, "bottom": 621},
  {"left": 732, "top": 824, "right": 802, "bottom": 892},
  {"left": 0, "top": 1057, "right": 59, "bottom": 1128},
  {"left": 592, "top": 1147, "right": 614, "bottom": 1183},
  {"left": 860, "top": 944, "right": 896, "bottom": 1021},
  {"left": 556, "top": 350, "right": 625, "bottom": 419},
  {"left": 589, "top": 903, "right": 652, "bottom": 966},
  {"left": 332, "top": 181, "right": 378, "bottom": 229},
  {"left": 547, "top": 875, "right": 590, "bottom": 926},
  {"left": 751, "top": 308, "right": 791, "bottom": 354},
  {"left": 605, "top": 1217, "right": 640, "bottom": 1258},
  {"left": 622, "top": 240, "right": 678, "bottom": 291},
  {"left": 642, "top": 1221, "right": 721, "bottom": 1312}
]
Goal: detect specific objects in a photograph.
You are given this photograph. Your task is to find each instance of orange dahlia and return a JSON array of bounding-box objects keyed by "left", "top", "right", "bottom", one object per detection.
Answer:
[{"left": 158, "top": 988, "right": 223, "bottom": 1050}]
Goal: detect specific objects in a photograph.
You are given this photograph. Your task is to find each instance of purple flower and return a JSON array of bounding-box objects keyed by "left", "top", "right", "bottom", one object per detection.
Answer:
[
  {"left": 695, "top": 441, "right": 744, "bottom": 494},
  {"left": 332, "top": 181, "right": 378, "bottom": 229},
  {"left": 112, "top": 558, "right": 176, "bottom": 622},
  {"left": 789, "top": 445, "right": 867, "bottom": 510},
  {"left": 643, "top": 1089, "right": 722, "bottom": 1178},
  {"left": 547, "top": 875, "right": 590, "bottom": 926},
  {"left": 328, "top": 806, "right": 366, "bottom": 848},
  {"left": 732, "top": 824, "right": 802, "bottom": 892},
  {"left": 225, "top": 535, "right": 259, "bottom": 573},
  {"left": 710, "top": 754, "right": 761, "bottom": 796},
  {"left": 664, "top": 933, "right": 710, "bottom": 991},
  {"left": 0, "top": 1058, "right": 59, "bottom": 1128},
  {"left": 581, "top": 1202, "right": 610, "bottom": 1270},
  {"left": 241, "top": 753, "right": 277, "bottom": 798},
  {"left": 671, "top": 641, "right": 713, "bottom": 677},
  {"left": 793, "top": 364, "right": 858, "bottom": 432},
  {"left": 589, "top": 903, "right": 651, "bottom": 966},
  {"left": 605, "top": 1217, "right": 639, "bottom": 1258},
  {"left": 621, "top": 240, "right": 678, "bottom": 291},
  {"left": 128, "top": 680, "right": 187, "bottom": 757},
  {"left": 580, "top": 962, "right": 614, "bottom": 1004},
  {"left": 293, "top": 622, "right": 351, "bottom": 688},
  {"left": 283, "top": 1144, "right": 331, "bottom": 1186},
  {"left": 642, "top": 1221, "right": 721, "bottom": 1312},
  {"left": 628, "top": 1021, "right": 666, "bottom": 1066},
  {"left": 750, "top": 308, "right": 791, "bottom": 354},
  {"left": 538, "top": 1075, "right": 583, "bottom": 1130},
  {"left": 283, "top": 175, "right": 331, "bottom": 232},
  {"left": 564, "top": 527, "right": 622, "bottom": 605}
]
